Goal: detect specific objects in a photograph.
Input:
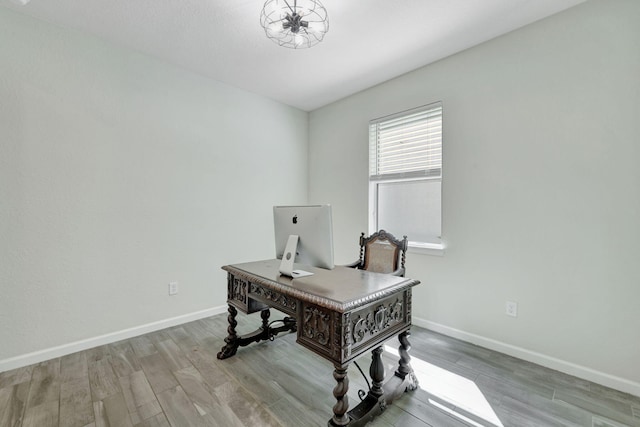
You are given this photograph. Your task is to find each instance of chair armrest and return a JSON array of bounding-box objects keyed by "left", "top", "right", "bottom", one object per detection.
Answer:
[
  {"left": 345, "top": 260, "right": 363, "bottom": 269},
  {"left": 391, "top": 267, "right": 405, "bottom": 277}
]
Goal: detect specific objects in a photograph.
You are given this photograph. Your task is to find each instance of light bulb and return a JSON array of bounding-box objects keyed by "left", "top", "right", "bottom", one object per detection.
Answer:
[
  {"left": 268, "top": 22, "right": 283, "bottom": 34},
  {"left": 306, "top": 22, "right": 322, "bottom": 33}
]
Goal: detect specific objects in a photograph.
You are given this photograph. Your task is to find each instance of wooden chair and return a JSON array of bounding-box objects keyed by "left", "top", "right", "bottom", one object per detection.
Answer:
[{"left": 347, "top": 230, "right": 408, "bottom": 277}]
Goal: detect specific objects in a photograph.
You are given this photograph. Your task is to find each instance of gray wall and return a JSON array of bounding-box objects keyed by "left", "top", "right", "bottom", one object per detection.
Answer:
[
  {"left": 0, "top": 8, "right": 308, "bottom": 364},
  {"left": 309, "top": 0, "right": 640, "bottom": 394},
  {"left": 2, "top": 0, "right": 638, "bottom": 397}
]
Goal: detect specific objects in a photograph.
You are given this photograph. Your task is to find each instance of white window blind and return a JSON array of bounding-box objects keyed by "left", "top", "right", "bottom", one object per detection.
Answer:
[{"left": 369, "top": 103, "right": 442, "bottom": 181}]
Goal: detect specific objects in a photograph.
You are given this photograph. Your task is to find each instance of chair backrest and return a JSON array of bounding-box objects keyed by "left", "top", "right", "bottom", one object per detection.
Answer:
[{"left": 358, "top": 230, "right": 408, "bottom": 276}]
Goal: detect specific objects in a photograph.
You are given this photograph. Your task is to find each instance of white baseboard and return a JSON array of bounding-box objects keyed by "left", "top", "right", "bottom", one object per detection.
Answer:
[
  {"left": 3, "top": 309, "right": 638, "bottom": 398},
  {"left": 413, "top": 317, "right": 640, "bottom": 398},
  {"left": 0, "top": 305, "right": 228, "bottom": 373}
]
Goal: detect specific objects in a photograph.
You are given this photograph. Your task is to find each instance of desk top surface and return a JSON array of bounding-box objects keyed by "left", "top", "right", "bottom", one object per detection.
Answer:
[{"left": 223, "top": 259, "right": 419, "bottom": 313}]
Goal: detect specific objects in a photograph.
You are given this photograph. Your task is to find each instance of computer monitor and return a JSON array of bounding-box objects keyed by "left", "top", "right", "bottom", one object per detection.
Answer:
[{"left": 274, "top": 205, "right": 334, "bottom": 277}]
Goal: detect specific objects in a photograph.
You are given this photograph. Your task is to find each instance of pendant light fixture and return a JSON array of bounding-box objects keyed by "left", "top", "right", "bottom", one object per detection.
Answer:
[{"left": 260, "top": 0, "right": 329, "bottom": 49}]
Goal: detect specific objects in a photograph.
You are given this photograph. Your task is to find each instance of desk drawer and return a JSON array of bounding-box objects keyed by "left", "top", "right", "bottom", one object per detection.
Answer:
[
  {"left": 297, "top": 289, "right": 412, "bottom": 366},
  {"left": 247, "top": 282, "right": 297, "bottom": 316},
  {"left": 227, "top": 274, "right": 269, "bottom": 314}
]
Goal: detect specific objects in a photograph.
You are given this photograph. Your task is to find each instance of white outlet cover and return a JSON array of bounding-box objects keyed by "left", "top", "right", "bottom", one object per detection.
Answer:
[
  {"left": 169, "top": 282, "right": 179, "bottom": 295},
  {"left": 506, "top": 301, "right": 518, "bottom": 317}
]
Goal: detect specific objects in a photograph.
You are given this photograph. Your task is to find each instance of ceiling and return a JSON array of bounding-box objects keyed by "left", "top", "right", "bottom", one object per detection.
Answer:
[{"left": 2, "top": 0, "right": 586, "bottom": 111}]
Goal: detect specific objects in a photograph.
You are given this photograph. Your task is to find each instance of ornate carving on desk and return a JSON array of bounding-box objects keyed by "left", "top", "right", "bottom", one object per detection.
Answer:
[
  {"left": 338, "top": 312, "right": 352, "bottom": 361},
  {"left": 229, "top": 276, "right": 247, "bottom": 304},
  {"left": 303, "top": 305, "right": 331, "bottom": 346},
  {"left": 249, "top": 283, "right": 297, "bottom": 312},
  {"left": 352, "top": 297, "right": 404, "bottom": 344}
]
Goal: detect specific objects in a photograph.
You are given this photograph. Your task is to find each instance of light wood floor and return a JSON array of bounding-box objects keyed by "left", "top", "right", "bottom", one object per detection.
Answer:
[{"left": 1, "top": 312, "right": 639, "bottom": 427}]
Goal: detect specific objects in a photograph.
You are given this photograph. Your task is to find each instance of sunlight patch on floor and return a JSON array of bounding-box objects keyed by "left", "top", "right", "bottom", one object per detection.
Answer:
[{"left": 384, "top": 345, "right": 504, "bottom": 427}]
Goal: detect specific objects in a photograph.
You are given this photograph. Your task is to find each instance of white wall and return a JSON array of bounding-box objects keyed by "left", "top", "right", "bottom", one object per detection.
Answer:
[
  {"left": 309, "top": 0, "right": 640, "bottom": 394},
  {"left": 0, "top": 8, "right": 308, "bottom": 365}
]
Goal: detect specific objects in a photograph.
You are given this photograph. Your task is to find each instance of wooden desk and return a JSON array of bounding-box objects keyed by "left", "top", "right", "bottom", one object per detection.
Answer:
[{"left": 217, "top": 259, "right": 420, "bottom": 426}]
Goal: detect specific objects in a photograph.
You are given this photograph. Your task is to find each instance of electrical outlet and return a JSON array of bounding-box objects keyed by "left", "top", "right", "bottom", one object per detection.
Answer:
[
  {"left": 505, "top": 301, "right": 518, "bottom": 317},
  {"left": 169, "top": 281, "right": 179, "bottom": 296}
]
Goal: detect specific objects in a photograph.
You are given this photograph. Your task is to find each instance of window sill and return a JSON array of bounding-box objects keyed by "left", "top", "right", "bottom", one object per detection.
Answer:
[{"left": 408, "top": 241, "right": 445, "bottom": 256}]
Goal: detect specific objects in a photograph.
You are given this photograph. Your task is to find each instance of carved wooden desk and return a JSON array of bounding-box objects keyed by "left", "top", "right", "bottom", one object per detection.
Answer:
[{"left": 217, "top": 259, "right": 420, "bottom": 427}]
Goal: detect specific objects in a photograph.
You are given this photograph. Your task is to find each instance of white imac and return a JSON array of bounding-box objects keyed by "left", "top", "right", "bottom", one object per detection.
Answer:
[{"left": 274, "top": 205, "right": 334, "bottom": 278}]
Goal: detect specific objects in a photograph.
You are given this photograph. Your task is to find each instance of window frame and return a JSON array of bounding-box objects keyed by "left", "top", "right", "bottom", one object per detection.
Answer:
[{"left": 368, "top": 102, "right": 445, "bottom": 256}]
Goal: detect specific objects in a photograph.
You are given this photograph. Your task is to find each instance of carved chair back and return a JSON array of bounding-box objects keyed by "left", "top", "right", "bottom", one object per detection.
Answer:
[{"left": 354, "top": 230, "right": 408, "bottom": 277}]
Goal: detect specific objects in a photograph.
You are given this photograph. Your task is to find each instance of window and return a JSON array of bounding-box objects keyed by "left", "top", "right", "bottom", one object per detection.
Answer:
[{"left": 369, "top": 102, "right": 443, "bottom": 252}]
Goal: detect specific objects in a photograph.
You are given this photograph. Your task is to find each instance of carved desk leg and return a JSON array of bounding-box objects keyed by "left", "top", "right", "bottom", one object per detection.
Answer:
[
  {"left": 396, "top": 330, "right": 419, "bottom": 391},
  {"left": 341, "top": 347, "right": 387, "bottom": 425},
  {"left": 217, "top": 304, "right": 239, "bottom": 359},
  {"left": 370, "top": 346, "right": 385, "bottom": 400},
  {"left": 217, "top": 303, "right": 297, "bottom": 359},
  {"left": 378, "top": 329, "right": 419, "bottom": 406},
  {"left": 261, "top": 308, "right": 270, "bottom": 332},
  {"left": 330, "top": 365, "right": 350, "bottom": 426}
]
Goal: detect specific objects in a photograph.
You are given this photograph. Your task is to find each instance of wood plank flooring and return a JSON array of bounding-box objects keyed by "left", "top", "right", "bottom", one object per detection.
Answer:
[{"left": 1, "top": 312, "right": 639, "bottom": 427}]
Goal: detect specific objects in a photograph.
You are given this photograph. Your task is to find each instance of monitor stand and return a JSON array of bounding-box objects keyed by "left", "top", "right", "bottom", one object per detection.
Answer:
[{"left": 279, "top": 235, "right": 314, "bottom": 278}]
